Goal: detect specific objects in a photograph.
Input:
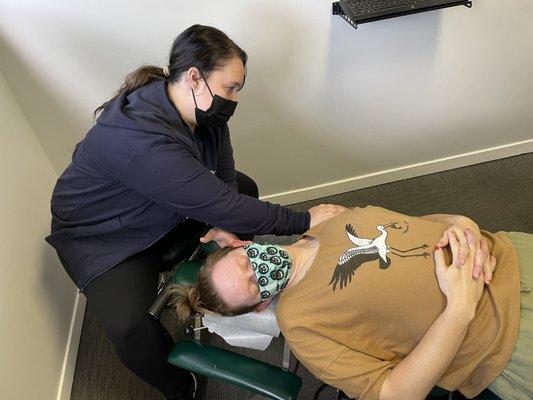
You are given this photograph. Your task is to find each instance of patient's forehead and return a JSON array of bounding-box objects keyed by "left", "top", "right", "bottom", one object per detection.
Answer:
[
  {"left": 210, "top": 248, "right": 246, "bottom": 285},
  {"left": 214, "top": 247, "right": 246, "bottom": 268},
  {"left": 210, "top": 247, "right": 250, "bottom": 306}
]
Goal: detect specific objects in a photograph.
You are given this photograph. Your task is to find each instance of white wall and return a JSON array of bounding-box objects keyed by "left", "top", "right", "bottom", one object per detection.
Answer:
[
  {"left": 0, "top": 2, "right": 531, "bottom": 399},
  {"left": 0, "top": 71, "right": 84, "bottom": 400},
  {"left": 0, "top": 1, "right": 532, "bottom": 203}
]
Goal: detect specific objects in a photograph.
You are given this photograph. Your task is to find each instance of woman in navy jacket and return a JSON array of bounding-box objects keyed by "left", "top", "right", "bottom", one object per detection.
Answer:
[{"left": 45, "top": 25, "right": 345, "bottom": 399}]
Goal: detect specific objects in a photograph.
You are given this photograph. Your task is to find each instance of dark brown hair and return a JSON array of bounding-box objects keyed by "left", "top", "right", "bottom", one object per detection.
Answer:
[
  {"left": 94, "top": 24, "right": 247, "bottom": 117},
  {"left": 170, "top": 246, "right": 259, "bottom": 323}
]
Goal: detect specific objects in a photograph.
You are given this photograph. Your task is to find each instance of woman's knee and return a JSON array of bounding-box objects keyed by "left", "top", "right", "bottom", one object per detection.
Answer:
[
  {"left": 108, "top": 313, "right": 154, "bottom": 343},
  {"left": 106, "top": 316, "right": 173, "bottom": 363}
]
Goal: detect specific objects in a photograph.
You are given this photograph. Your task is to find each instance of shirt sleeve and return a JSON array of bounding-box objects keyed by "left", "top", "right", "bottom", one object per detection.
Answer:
[
  {"left": 120, "top": 142, "right": 310, "bottom": 235},
  {"left": 320, "top": 347, "right": 395, "bottom": 400},
  {"left": 283, "top": 326, "right": 396, "bottom": 400},
  {"left": 216, "top": 126, "right": 238, "bottom": 192}
]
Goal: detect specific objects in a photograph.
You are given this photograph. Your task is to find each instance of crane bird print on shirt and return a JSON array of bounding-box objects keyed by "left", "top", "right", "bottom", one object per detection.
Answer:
[{"left": 329, "top": 222, "right": 430, "bottom": 291}]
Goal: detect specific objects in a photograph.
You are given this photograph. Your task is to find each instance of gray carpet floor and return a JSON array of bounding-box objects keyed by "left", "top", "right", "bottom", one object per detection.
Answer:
[{"left": 71, "top": 152, "right": 533, "bottom": 400}]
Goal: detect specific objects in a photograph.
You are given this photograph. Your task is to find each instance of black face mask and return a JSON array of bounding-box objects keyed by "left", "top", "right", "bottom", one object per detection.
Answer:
[{"left": 192, "top": 72, "right": 238, "bottom": 127}]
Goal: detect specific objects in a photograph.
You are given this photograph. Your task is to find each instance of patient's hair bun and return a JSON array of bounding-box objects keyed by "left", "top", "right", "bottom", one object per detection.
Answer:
[{"left": 169, "top": 285, "right": 201, "bottom": 323}]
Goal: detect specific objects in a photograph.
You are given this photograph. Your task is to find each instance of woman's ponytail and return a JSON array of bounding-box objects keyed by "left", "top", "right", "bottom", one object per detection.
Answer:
[{"left": 93, "top": 65, "right": 167, "bottom": 118}]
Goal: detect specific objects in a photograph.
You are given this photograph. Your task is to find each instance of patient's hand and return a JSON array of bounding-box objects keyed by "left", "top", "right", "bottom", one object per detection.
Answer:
[
  {"left": 435, "top": 230, "right": 494, "bottom": 316},
  {"left": 436, "top": 216, "right": 494, "bottom": 284}
]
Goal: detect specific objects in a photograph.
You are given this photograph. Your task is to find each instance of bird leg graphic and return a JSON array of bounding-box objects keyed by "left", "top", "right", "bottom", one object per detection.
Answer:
[
  {"left": 388, "top": 244, "right": 429, "bottom": 253},
  {"left": 389, "top": 243, "right": 430, "bottom": 258},
  {"left": 389, "top": 251, "right": 431, "bottom": 259}
]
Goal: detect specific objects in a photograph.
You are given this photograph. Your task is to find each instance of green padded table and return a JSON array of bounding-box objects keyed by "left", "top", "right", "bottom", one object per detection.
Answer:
[{"left": 168, "top": 340, "right": 301, "bottom": 400}]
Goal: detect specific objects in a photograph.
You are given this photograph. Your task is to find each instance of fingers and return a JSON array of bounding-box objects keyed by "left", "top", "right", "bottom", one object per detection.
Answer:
[
  {"left": 433, "top": 245, "right": 446, "bottom": 273},
  {"left": 462, "top": 230, "right": 484, "bottom": 281},
  {"left": 481, "top": 237, "right": 497, "bottom": 284},
  {"left": 437, "top": 232, "right": 449, "bottom": 248},
  {"left": 454, "top": 228, "right": 471, "bottom": 265},
  {"left": 200, "top": 227, "right": 242, "bottom": 248},
  {"left": 471, "top": 236, "right": 489, "bottom": 280},
  {"left": 448, "top": 229, "right": 475, "bottom": 269},
  {"left": 199, "top": 230, "right": 215, "bottom": 243},
  {"left": 312, "top": 204, "right": 348, "bottom": 213},
  {"left": 321, "top": 204, "right": 349, "bottom": 215},
  {"left": 309, "top": 204, "right": 349, "bottom": 228},
  {"left": 465, "top": 229, "right": 478, "bottom": 253},
  {"left": 473, "top": 246, "right": 485, "bottom": 279},
  {"left": 448, "top": 230, "right": 460, "bottom": 265},
  {"left": 483, "top": 255, "right": 496, "bottom": 284}
]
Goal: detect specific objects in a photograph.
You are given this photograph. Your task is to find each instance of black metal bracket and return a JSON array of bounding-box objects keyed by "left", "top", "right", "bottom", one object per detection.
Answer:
[
  {"left": 332, "top": 2, "right": 358, "bottom": 29},
  {"left": 332, "top": 1, "right": 472, "bottom": 30}
]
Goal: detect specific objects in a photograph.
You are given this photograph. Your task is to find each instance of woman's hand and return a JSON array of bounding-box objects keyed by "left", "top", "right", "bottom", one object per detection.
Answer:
[
  {"left": 200, "top": 227, "right": 250, "bottom": 248},
  {"left": 434, "top": 230, "right": 496, "bottom": 317},
  {"left": 308, "top": 204, "right": 349, "bottom": 228},
  {"left": 436, "top": 216, "right": 495, "bottom": 284}
]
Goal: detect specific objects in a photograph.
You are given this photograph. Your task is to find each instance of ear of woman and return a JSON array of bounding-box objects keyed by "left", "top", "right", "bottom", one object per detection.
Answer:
[
  {"left": 186, "top": 67, "right": 205, "bottom": 95},
  {"left": 255, "top": 299, "right": 272, "bottom": 312}
]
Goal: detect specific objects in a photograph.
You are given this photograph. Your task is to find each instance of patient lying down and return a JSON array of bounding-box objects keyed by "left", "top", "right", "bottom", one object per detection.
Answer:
[{"left": 172, "top": 205, "right": 531, "bottom": 400}]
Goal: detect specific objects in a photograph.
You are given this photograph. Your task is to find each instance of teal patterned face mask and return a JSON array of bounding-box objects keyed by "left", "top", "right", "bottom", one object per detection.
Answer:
[{"left": 244, "top": 243, "right": 293, "bottom": 300}]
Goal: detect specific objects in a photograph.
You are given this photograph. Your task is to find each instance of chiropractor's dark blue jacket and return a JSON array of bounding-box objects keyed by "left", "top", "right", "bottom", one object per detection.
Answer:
[{"left": 45, "top": 79, "right": 310, "bottom": 290}]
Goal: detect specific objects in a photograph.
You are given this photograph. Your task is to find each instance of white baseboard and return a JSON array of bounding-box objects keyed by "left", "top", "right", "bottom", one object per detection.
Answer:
[
  {"left": 57, "top": 291, "right": 87, "bottom": 400},
  {"left": 261, "top": 139, "right": 533, "bottom": 205}
]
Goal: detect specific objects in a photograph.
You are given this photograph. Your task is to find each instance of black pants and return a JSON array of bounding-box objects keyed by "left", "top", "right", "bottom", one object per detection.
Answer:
[{"left": 81, "top": 171, "right": 258, "bottom": 399}]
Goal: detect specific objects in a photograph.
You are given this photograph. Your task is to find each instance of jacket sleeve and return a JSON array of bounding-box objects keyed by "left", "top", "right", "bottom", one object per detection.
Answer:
[
  {"left": 216, "top": 126, "right": 238, "bottom": 192},
  {"left": 120, "top": 143, "right": 310, "bottom": 235}
]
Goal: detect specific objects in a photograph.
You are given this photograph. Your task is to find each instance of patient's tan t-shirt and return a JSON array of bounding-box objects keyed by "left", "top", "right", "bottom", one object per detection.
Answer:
[{"left": 276, "top": 206, "right": 520, "bottom": 399}]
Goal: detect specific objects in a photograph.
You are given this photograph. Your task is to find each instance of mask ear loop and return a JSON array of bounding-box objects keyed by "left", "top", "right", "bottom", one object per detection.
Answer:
[
  {"left": 191, "top": 87, "right": 199, "bottom": 108},
  {"left": 199, "top": 70, "right": 215, "bottom": 98},
  {"left": 191, "top": 69, "right": 214, "bottom": 108}
]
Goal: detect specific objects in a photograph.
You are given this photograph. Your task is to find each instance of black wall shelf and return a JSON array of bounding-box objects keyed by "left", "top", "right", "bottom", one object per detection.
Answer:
[{"left": 332, "top": 1, "right": 472, "bottom": 30}]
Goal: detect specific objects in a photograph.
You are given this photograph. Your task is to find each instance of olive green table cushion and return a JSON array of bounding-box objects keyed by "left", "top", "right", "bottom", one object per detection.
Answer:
[
  {"left": 172, "top": 261, "right": 202, "bottom": 286},
  {"left": 168, "top": 340, "right": 301, "bottom": 400}
]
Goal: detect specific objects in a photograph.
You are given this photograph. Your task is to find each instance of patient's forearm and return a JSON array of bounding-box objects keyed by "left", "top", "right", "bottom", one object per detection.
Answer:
[
  {"left": 420, "top": 213, "right": 462, "bottom": 225},
  {"left": 379, "top": 303, "right": 474, "bottom": 400}
]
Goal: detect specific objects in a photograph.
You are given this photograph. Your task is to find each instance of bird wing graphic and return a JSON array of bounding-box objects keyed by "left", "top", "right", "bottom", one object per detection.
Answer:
[
  {"left": 329, "top": 246, "right": 381, "bottom": 291},
  {"left": 345, "top": 224, "right": 372, "bottom": 246}
]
